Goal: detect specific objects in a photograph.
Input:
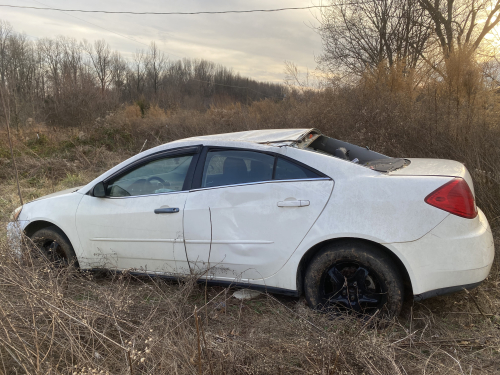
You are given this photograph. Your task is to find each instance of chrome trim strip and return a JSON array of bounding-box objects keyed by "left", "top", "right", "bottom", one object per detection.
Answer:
[
  {"left": 189, "top": 177, "right": 331, "bottom": 192},
  {"left": 105, "top": 190, "right": 188, "bottom": 199},
  {"left": 185, "top": 240, "right": 274, "bottom": 244},
  {"left": 90, "top": 238, "right": 184, "bottom": 243},
  {"left": 101, "top": 178, "right": 331, "bottom": 198}
]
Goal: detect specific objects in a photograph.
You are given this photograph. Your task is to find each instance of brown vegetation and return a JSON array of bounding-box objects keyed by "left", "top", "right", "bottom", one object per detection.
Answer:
[
  {"left": 1, "top": 5, "right": 500, "bottom": 371},
  {"left": 1, "top": 65, "right": 500, "bottom": 372},
  {"left": 0, "top": 234, "right": 498, "bottom": 375},
  {"left": 0, "top": 20, "right": 284, "bottom": 131}
]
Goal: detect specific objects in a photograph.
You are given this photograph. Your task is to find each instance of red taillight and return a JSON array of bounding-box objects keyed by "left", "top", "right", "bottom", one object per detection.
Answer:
[{"left": 425, "top": 178, "right": 477, "bottom": 219}]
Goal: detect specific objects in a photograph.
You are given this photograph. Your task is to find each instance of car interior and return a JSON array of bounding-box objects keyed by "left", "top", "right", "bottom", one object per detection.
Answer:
[
  {"left": 202, "top": 150, "right": 320, "bottom": 188},
  {"left": 106, "top": 155, "right": 194, "bottom": 197},
  {"left": 302, "top": 134, "right": 407, "bottom": 172},
  {"left": 203, "top": 151, "right": 274, "bottom": 188}
]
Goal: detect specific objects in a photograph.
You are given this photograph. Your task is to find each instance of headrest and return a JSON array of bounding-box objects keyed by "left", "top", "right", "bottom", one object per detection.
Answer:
[{"left": 223, "top": 157, "right": 247, "bottom": 174}]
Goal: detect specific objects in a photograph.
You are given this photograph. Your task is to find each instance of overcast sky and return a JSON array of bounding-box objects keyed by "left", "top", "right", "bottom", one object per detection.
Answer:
[{"left": 3, "top": 0, "right": 324, "bottom": 82}]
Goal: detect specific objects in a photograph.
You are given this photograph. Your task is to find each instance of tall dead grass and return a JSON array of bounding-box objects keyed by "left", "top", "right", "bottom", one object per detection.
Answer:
[
  {"left": 1, "top": 65, "right": 500, "bottom": 373},
  {"left": 0, "top": 236, "right": 499, "bottom": 374}
]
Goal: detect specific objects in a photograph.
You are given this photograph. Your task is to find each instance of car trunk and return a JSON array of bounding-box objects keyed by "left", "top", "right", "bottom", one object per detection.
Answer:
[{"left": 389, "top": 158, "right": 475, "bottom": 196}]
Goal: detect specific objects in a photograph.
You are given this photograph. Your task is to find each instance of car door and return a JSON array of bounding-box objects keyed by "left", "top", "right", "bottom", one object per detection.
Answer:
[
  {"left": 76, "top": 147, "right": 199, "bottom": 275},
  {"left": 184, "top": 148, "right": 334, "bottom": 282}
]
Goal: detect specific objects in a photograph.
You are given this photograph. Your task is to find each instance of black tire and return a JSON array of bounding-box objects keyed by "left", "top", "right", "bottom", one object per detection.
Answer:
[
  {"left": 30, "top": 226, "right": 79, "bottom": 268},
  {"left": 304, "top": 241, "right": 403, "bottom": 317}
]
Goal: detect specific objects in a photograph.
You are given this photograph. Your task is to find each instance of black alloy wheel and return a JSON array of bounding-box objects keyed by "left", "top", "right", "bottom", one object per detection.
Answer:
[
  {"left": 304, "top": 241, "right": 404, "bottom": 317},
  {"left": 38, "top": 239, "right": 68, "bottom": 266},
  {"left": 320, "top": 261, "right": 384, "bottom": 314},
  {"left": 30, "top": 226, "right": 79, "bottom": 268}
]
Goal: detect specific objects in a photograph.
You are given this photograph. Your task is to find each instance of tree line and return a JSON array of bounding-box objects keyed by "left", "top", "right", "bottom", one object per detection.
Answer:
[{"left": 0, "top": 20, "right": 284, "bottom": 129}]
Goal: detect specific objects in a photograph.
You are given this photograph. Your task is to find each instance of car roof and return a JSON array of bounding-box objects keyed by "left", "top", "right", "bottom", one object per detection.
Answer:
[{"left": 176, "top": 128, "right": 318, "bottom": 145}]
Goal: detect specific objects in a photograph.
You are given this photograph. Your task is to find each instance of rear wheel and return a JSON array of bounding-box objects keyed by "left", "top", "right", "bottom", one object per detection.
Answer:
[
  {"left": 30, "top": 226, "right": 78, "bottom": 268},
  {"left": 304, "top": 241, "right": 403, "bottom": 317}
]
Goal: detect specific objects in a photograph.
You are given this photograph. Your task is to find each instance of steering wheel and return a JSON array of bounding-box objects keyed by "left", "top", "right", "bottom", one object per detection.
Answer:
[{"left": 147, "top": 176, "right": 170, "bottom": 187}]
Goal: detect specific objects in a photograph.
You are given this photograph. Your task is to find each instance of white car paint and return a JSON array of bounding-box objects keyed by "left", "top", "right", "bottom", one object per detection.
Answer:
[
  {"left": 184, "top": 179, "right": 333, "bottom": 280},
  {"left": 390, "top": 208, "right": 494, "bottom": 295},
  {"left": 11, "top": 189, "right": 86, "bottom": 258},
  {"left": 184, "top": 128, "right": 312, "bottom": 144},
  {"left": 75, "top": 191, "right": 190, "bottom": 273},
  {"left": 390, "top": 158, "right": 475, "bottom": 195},
  {"left": 7, "top": 128, "right": 495, "bottom": 301}
]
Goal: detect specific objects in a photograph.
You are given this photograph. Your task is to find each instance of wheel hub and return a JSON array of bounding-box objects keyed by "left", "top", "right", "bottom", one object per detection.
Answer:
[
  {"left": 322, "top": 263, "right": 382, "bottom": 313},
  {"left": 43, "top": 240, "right": 68, "bottom": 266}
]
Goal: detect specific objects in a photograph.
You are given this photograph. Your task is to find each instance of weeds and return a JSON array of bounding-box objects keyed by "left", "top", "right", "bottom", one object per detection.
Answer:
[
  {"left": 0, "top": 234, "right": 498, "bottom": 374},
  {"left": 0, "top": 77, "right": 499, "bottom": 373}
]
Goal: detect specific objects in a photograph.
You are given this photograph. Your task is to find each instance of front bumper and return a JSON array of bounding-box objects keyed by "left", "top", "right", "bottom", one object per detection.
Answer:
[
  {"left": 6, "top": 220, "right": 29, "bottom": 256},
  {"left": 388, "top": 208, "right": 495, "bottom": 297}
]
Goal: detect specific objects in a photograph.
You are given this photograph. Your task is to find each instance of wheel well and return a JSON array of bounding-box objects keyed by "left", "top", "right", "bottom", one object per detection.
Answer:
[
  {"left": 296, "top": 237, "right": 413, "bottom": 297},
  {"left": 24, "top": 220, "right": 58, "bottom": 238}
]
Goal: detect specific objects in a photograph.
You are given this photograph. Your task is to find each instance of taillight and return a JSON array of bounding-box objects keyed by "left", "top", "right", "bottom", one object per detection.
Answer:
[{"left": 425, "top": 178, "right": 477, "bottom": 219}]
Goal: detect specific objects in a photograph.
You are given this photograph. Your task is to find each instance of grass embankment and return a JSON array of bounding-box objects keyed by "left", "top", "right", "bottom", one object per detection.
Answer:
[{"left": 0, "top": 97, "right": 499, "bottom": 374}]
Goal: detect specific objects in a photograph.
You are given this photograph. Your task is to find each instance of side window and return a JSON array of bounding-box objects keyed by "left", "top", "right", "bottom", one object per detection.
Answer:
[
  {"left": 202, "top": 150, "right": 274, "bottom": 188},
  {"left": 275, "top": 157, "right": 321, "bottom": 180},
  {"left": 106, "top": 154, "right": 194, "bottom": 197}
]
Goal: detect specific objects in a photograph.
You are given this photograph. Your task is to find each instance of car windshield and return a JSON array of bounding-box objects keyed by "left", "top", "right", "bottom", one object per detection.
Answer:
[{"left": 300, "top": 134, "right": 407, "bottom": 173}]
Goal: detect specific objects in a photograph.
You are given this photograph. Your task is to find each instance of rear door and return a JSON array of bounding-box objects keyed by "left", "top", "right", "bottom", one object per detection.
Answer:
[
  {"left": 76, "top": 147, "right": 200, "bottom": 274},
  {"left": 184, "top": 148, "right": 333, "bottom": 282}
]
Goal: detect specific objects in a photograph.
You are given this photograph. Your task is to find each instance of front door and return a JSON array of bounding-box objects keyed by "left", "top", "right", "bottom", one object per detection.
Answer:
[
  {"left": 184, "top": 149, "right": 333, "bottom": 282},
  {"left": 76, "top": 150, "right": 197, "bottom": 275}
]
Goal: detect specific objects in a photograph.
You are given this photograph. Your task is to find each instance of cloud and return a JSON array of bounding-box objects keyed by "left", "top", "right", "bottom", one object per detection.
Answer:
[{"left": 5, "top": 0, "right": 323, "bottom": 82}]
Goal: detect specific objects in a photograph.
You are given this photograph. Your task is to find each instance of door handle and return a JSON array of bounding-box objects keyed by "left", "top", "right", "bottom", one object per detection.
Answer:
[
  {"left": 154, "top": 207, "right": 180, "bottom": 214},
  {"left": 277, "top": 200, "right": 310, "bottom": 207}
]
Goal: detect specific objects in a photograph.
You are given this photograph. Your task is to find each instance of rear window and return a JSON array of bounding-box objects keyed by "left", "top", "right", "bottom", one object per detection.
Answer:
[
  {"left": 304, "top": 135, "right": 406, "bottom": 172},
  {"left": 275, "top": 158, "right": 321, "bottom": 180}
]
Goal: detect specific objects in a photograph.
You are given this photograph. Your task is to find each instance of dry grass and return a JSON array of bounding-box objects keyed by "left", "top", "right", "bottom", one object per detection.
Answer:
[
  {"left": 0, "top": 235, "right": 499, "bottom": 375},
  {"left": 1, "top": 90, "right": 500, "bottom": 373}
]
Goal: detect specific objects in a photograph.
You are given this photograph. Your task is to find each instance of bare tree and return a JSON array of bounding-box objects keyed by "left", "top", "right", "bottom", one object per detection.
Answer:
[
  {"left": 418, "top": 0, "right": 500, "bottom": 58},
  {"left": 84, "top": 39, "right": 113, "bottom": 94},
  {"left": 317, "top": 0, "right": 431, "bottom": 75},
  {"left": 38, "top": 37, "right": 64, "bottom": 96},
  {"left": 0, "top": 83, "right": 22, "bottom": 204},
  {"left": 145, "top": 42, "right": 167, "bottom": 95},
  {"left": 0, "top": 20, "right": 12, "bottom": 85},
  {"left": 318, "top": 0, "right": 500, "bottom": 77},
  {"left": 110, "top": 52, "right": 128, "bottom": 94},
  {"left": 60, "top": 37, "right": 83, "bottom": 87},
  {"left": 133, "top": 49, "right": 145, "bottom": 94}
]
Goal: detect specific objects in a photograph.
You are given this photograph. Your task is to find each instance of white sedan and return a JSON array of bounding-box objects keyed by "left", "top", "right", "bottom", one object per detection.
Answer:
[{"left": 8, "top": 129, "right": 495, "bottom": 316}]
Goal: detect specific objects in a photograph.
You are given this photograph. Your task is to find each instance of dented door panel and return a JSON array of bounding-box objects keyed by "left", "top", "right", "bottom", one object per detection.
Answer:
[{"left": 184, "top": 179, "right": 333, "bottom": 281}]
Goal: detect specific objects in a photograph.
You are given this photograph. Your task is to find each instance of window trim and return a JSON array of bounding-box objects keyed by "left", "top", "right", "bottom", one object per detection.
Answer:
[
  {"left": 190, "top": 177, "right": 331, "bottom": 193},
  {"left": 97, "top": 145, "right": 201, "bottom": 198},
  {"left": 190, "top": 146, "right": 329, "bottom": 190}
]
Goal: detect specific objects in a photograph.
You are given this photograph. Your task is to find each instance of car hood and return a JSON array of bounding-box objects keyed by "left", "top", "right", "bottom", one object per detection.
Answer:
[{"left": 29, "top": 186, "right": 85, "bottom": 203}]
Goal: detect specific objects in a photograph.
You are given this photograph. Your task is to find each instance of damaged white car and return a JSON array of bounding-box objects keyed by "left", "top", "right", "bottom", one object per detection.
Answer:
[{"left": 8, "top": 129, "right": 495, "bottom": 316}]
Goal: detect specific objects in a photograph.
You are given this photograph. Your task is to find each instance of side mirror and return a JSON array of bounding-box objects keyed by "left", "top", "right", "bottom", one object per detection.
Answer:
[{"left": 93, "top": 182, "right": 106, "bottom": 198}]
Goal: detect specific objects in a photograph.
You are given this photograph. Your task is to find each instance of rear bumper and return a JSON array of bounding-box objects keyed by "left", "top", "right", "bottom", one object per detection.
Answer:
[
  {"left": 388, "top": 208, "right": 495, "bottom": 296},
  {"left": 414, "top": 281, "right": 481, "bottom": 301}
]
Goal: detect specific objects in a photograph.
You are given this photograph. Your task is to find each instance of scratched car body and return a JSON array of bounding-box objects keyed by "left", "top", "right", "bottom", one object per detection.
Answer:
[{"left": 8, "top": 129, "right": 495, "bottom": 315}]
